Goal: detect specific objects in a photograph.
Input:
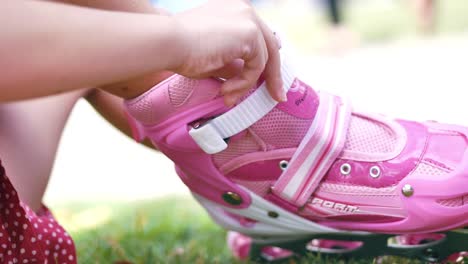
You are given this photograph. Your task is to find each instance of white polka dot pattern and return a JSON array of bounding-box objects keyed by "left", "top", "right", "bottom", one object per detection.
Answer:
[{"left": 0, "top": 163, "right": 76, "bottom": 263}]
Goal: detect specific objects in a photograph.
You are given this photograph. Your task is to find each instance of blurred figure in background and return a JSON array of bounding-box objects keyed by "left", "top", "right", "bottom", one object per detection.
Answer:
[
  {"left": 319, "top": 0, "right": 358, "bottom": 54},
  {"left": 325, "top": 0, "right": 342, "bottom": 26},
  {"left": 413, "top": 0, "right": 436, "bottom": 34}
]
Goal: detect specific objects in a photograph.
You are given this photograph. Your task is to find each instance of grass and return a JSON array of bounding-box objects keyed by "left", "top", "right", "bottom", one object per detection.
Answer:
[
  {"left": 52, "top": 196, "right": 429, "bottom": 264},
  {"left": 53, "top": 197, "right": 234, "bottom": 264}
]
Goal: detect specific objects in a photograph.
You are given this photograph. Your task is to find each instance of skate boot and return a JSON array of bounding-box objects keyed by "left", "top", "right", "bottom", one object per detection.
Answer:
[{"left": 124, "top": 57, "right": 468, "bottom": 262}]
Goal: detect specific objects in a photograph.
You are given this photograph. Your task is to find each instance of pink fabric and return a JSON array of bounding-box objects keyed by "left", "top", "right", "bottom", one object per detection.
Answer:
[
  {"left": 311, "top": 183, "right": 402, "bottom": 209},
  {"left": 344, "top": 114, "right": 397, "bottom": 154},
  {"left": 0, "top": 162, "right": 76, "bottom": 264},
  {"left": 168, "top": 77, "right": 196, "bottom": 107},
  {"left": 275, "top": 78, "right": 319, "bottom": 120},
  {"left": 125, "top": 75, "right": 221, "bottom": 126},
  {"left": 247, "top": 78, "right": 319, "bottom": 151},
  {"left": 227, "top": 160, "right": 284, "bottom": 181},
  {"left": 219, "top": 148, "right": 296, "bottom": 176},
  {"left": 250, "top": 109, "right": 312, "bottom": 149},
  {"left": 324, "top": 120, "right": 425, "bottom": 188},
  {"left": 424, "top": 132, "right": 467, "bottom": 170},
  {"left": 413, "top": 161, "right": 450, "bottom": 177},
  {"left": 299, "top": 182, "right": 405, "bottom": 219},
  {"left": 339, "top": 113, "right": 408, "bottom": 162},
  {"left": 232, "top": 180, "right": 275, "bottom": 197},
  {"left": 213, "top": 131, "right": 262, "bottom": 168},
  {"left": 437, "top": 195, "right": 468, "bottom": 207}
]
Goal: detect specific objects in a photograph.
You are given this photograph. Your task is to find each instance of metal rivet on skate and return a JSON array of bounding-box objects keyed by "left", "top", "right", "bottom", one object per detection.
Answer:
[
  {"left": 340, "top": 163, "right": 351, "bottom": 175},
  {"left": 279, "top": 160, "right": 289, "bottom": 171},
  {"left": 369, "top": 166, "right": 381, "bottom": 178},
  {"left": 268, "top": 211, "right": 279, "bottom": 218},
  {"left": 222, "top": 192, "right": 243, "bottom": 205},
  {"left": 402, "top": 184, "right": 414, "bottom": 197},
  {"left": 192, "top": 122, "right": 201, "bottom": 129}
]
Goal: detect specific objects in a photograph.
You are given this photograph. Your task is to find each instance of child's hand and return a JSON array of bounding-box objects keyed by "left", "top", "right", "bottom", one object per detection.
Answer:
[{"left": 171, "top": 0, "right": 286, "bottom": 106}]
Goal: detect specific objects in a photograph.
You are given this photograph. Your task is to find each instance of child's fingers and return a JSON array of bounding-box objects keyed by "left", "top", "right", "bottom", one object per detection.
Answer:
[
  {"left": 209, "top": 59, "right": 244, "bottom": 80},
  {"left": 221, "top": 37, "right": 267, "bottom": 96},
  {"left": 258, "top": 20, "right": 286, "bottom": 102},
  {"left": 223, "top": 89, "right": 246, "bottom": 107}
]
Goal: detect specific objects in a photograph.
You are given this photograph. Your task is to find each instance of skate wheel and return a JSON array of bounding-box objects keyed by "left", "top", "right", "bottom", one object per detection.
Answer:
[
  {"left": 306, "top": 239, "right": 363, "bottom": 254},
  {"left": 445, "top": 252, "right": 468, "bottom": 264}
]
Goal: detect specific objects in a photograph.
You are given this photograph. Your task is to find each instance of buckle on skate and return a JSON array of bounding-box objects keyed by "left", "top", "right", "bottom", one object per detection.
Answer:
[
  {"left": 272, "top": 92, "right": 352, "bottom": 207},
  {"left": 189, "top": 60, "right": 296, "bottom": 154}
]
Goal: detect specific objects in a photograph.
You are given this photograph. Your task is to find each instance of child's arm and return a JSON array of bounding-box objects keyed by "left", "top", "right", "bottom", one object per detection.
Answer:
[
  {"left": 1, "top": 0, "right": 180, "bottom": 102},
  {"left": 1, "top": 0, "right": 285, "bottom": 104}
]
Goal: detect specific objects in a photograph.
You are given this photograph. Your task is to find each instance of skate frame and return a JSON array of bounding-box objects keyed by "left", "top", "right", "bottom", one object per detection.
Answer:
[{"left": 249, "top": 229, "right": 468, "bottom": 263}]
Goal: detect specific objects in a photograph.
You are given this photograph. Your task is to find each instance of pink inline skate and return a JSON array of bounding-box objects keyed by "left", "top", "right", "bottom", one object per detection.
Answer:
[{"left": 124, "top": 56, "right": 467, "bottom": 262}]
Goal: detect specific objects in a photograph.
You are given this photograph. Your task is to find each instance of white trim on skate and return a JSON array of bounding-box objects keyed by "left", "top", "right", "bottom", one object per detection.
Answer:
[
  {"left": 189, "top": 59, "right": 296, "bottom": 154},
  {"left": 192, "top": 189, "right": 368, "bottom": 237}
]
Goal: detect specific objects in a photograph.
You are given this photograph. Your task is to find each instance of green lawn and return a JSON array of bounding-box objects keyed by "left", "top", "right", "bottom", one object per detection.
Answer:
[
  {"left": 54, "top": 197, "right": 233, "bottom": 264},
  {"left": 52, "top": 197, "right": 428, "bottom": 264}
]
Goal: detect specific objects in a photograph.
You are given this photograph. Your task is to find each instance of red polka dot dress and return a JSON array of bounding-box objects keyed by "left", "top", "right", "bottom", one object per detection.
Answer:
[{"left": 0, "top": 162, "right": 76, "bottom": 263}]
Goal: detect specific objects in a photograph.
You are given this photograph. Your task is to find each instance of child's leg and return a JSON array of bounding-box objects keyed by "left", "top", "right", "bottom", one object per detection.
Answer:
[
  {"left": 0, "top": 89, "right": 88, "bottom": 212},
  {"left": 0, "top": 1, "right": 172, "bottom": 262},
  {"left": 0, "top": 90, "right": 83, "bottom": 263},
  {"left": 86, "top": 71, "right": 173, "bottom": 149}
]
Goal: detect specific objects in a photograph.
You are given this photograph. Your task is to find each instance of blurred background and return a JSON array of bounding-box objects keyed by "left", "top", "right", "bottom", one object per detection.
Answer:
[{"left": 44, "top": 0, "right": 468, "bottom": 262}]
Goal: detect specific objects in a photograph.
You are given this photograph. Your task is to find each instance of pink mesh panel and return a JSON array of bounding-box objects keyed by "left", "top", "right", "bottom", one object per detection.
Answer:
[
  {"left": 412, "top": 162, "right": 450, "bottom": 177},
  {"left": 168, "top": 77, "right": 197, "bottom": 107},
  {"left": 250, "top": 108, "right": 312, "bottom": 149},
  {"left": 213, "top": 131, "right": 262, "bottom": 167},
  {"left": 250, "top": 111, "right": 398, "bottom": 154},
  {"left": 125, "top": 94, "right": 155, "bottom": 124},
  {"left": 233, "top": 180, "right": 274, "bottom": 197},
  {"left": 437, "top": 195, "right": 468, "bottom": 207},
  {"left": 344, "top": 115, "right": 397, "bottom": 154},
  {"left": 316, "top": 183, "right": 397, "bottom": 196}
]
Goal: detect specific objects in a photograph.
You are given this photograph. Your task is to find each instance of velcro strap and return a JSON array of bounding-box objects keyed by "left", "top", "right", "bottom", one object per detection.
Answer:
[
  {"left": 271, "top": 92, "right": 352, "bottom": 207},
  {"left": 189, "top": 60, "right": 295, "bottom": 154}
]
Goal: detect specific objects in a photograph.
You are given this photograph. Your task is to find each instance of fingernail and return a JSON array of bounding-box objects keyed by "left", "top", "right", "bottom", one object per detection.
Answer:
[
  {"left": 278, "top": 91, "right": 288, "bottom": 102},
  {"left": 273, "top": 32, "right": 282, "bottom": 50}
]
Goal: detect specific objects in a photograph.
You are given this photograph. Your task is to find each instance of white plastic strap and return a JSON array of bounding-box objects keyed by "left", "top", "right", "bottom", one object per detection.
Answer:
[{"left": 190, "top": 60, "right": 296, "bottom": 154}]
